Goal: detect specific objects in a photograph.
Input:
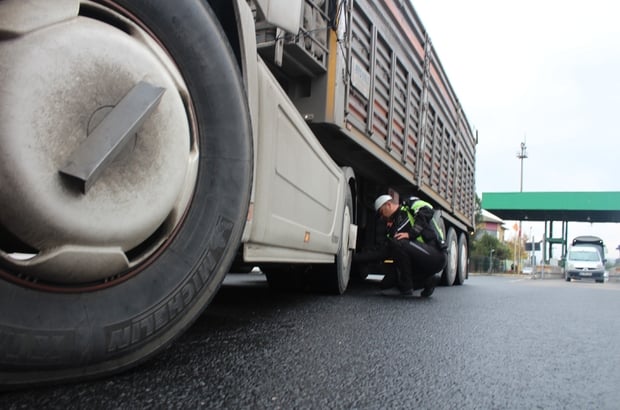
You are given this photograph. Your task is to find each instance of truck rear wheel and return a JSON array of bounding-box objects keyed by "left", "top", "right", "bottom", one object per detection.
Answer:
[
  {"left": 454, "top": 232, "right": 468, "bottom": 285},
  {"left": 440, "top": 227, "right": 458, "bottom": 286},
  {"left": 316, "top": 187, "right": 354, "bottom": 294},
  {"left": 0, "top": 0, "right": 251, "bottom": 387}
]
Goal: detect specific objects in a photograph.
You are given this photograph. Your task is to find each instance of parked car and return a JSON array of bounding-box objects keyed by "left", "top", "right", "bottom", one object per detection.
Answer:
[{"left": 522, "top": 266, "right": 533, "bottom": 275}]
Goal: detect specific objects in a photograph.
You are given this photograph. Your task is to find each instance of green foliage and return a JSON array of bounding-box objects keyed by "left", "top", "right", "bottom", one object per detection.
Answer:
[
  {"left": 471, "top": 233, "right": 511, "bottom": 260},
  {"left": 474, "top": 194, "right": 482, "bottom": 226}
]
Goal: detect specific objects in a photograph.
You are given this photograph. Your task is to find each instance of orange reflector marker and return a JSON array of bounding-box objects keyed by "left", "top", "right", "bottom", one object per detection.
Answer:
[
  {"left": 304, "top": 232, "right": 311, "bottom": 243},
  {"left": 247, "top": 203, "right": 254, "bottom": 222}
]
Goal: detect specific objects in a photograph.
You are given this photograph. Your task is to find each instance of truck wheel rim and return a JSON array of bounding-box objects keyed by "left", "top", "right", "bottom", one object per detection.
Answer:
[{"left": 0, "top": 2, "right": 198, "bottom": 290}]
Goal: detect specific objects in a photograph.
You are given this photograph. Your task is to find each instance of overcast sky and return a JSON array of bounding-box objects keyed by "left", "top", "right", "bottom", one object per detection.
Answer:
[{"left": 411, "top": 0, "right": 620, "bottom": 258}]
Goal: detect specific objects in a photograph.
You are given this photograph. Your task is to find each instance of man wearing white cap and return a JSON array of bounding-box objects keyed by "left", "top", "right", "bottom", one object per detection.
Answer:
[{"left": 373, "top": 194, "right": 446, "bottom": 297}]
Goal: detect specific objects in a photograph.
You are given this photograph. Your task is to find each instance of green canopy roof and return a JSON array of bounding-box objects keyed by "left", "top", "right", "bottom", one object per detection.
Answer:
[{"left": 481, "top": 192, "right": 620, "bottom": 223}]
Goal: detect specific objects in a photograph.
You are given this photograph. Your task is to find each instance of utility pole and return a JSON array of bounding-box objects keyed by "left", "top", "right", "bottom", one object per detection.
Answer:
[
  {"left": 517, "top": 140, "right": 527, "bottom": 192},
  {"left": 529, "top": 226, "right": 533, "bottom": 265},
  {"left": 516, "top": 139, "right": 528, "bottom": 272}
]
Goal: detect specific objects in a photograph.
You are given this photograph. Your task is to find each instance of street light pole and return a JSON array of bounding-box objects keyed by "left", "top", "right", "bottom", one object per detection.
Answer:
[
  {"left": 516, "top": 140, "right": 528, "bottom": 272},
  {"left": 529, "top": 226, "right": 533, "bottom": 265},
  {"left": 517, "top": 141, "right": 527, "bottom": 192}
]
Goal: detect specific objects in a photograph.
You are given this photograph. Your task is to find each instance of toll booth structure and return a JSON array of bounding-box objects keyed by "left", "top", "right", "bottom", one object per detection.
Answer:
[{"left": 481, "top": 191, "right": 620, "bottom": 263}]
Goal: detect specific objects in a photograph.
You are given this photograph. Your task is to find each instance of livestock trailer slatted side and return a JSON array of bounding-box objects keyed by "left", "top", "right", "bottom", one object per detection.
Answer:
[{"left": 345, "top": 0, "right": 475, "bottom": 226}]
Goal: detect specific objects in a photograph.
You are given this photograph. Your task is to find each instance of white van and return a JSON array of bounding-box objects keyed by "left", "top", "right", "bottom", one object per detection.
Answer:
[{"left": 565, "top": 245, "right": 607, "bottom": 283}]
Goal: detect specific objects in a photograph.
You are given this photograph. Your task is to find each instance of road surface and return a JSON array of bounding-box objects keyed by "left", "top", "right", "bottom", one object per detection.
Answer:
[{"left": 4, "top": 274, "right": 620, "bottom": 409}]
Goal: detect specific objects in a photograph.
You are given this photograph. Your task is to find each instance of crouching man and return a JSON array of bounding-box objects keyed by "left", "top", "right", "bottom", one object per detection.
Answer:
[{"left": 374, "top": 194, "right": 447, "bottom": 297}]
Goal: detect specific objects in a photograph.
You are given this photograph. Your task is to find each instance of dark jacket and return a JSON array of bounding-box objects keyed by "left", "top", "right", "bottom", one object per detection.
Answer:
[{"left": 387, "top": 203, "right": 442, "bottom": 248}]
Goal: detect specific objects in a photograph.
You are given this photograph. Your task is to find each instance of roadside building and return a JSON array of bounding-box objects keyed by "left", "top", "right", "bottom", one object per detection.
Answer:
[{"left": 477, "top": 209, "right": 506, "bottom": 241}]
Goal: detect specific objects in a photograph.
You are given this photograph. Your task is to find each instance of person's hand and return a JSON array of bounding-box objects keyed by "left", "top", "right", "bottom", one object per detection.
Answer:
[{"left": 394, "top": 232, "right": 409, "bottom": 240}]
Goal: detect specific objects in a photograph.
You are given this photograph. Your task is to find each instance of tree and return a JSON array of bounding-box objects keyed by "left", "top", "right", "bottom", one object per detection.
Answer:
[
  {"left": 471, "top": 232, "right": 511, "bottom": 272},
  {"left": 505, "top": 237, "right": 527, "bottom": 264},
  {"left": 474, "top": 194, "right": 483, "bottom": 227},
  {"left": 471, "top": 233, "right": 510, "bottom": 260}
]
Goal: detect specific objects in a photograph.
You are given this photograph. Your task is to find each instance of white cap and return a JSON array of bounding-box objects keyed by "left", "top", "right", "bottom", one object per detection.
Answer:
[{"left": 374, "top": 194, "right": 393, "bottom": 212}]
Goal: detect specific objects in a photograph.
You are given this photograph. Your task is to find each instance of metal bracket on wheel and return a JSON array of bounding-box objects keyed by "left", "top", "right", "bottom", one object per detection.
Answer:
[{"left": 59, "top": 81, "right": 165, "bottom": 193}]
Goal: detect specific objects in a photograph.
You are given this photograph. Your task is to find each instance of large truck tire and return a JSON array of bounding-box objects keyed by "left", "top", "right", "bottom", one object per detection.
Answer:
[
  {"left": 454, "top": 232, "right": 468, "bottom": 285},
  {"left": 440, "top": 227, "right": 458, "bottom": 286},
  {"left": 0, "top": 0, "right": 251, "bottom": 388},
  {"left": 316, "top": 187, "right": 354, "bottom": 294}
]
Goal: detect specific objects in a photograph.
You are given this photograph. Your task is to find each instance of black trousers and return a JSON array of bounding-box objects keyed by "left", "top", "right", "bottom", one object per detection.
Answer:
[{"left": 389, "top": 239, "right": 447, "bottom": 291}]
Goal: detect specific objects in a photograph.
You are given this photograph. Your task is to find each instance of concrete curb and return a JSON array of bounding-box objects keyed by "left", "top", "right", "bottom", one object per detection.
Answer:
[
  {"left": 470, "top": 272, "right": 562, "bottom": 280},
  {"left": 471, "top": 272, "right": 620, "bottom": 282}
]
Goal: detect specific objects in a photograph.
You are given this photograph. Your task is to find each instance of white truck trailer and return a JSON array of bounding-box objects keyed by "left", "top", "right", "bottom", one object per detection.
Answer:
[{"left": 0, "top": 0, "right": 476, "bottom": 387}]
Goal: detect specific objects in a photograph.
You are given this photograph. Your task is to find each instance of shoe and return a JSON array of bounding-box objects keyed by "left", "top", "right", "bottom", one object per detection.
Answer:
[
  {"left": 411, "top": 281, "right": 424, "bottom": 291},
  {"left": 400, "top": 288, "right": 414, "bottom": 297},
  {"left": 421, "top": 275, "right": 439, "bottom": 298},
  {"left": 381, "top": 287, "right": 414, "bottom": 297}
]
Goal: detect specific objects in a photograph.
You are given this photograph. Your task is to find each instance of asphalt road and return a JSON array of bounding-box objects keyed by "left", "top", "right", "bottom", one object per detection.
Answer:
[{"left": 4, "top": 274, "right": 620, "bottom": 409}]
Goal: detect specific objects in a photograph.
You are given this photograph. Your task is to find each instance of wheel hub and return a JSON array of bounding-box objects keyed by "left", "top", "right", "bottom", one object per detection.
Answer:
[{"left": 0, "top": 13, "right": 194, "bottom": 283}]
